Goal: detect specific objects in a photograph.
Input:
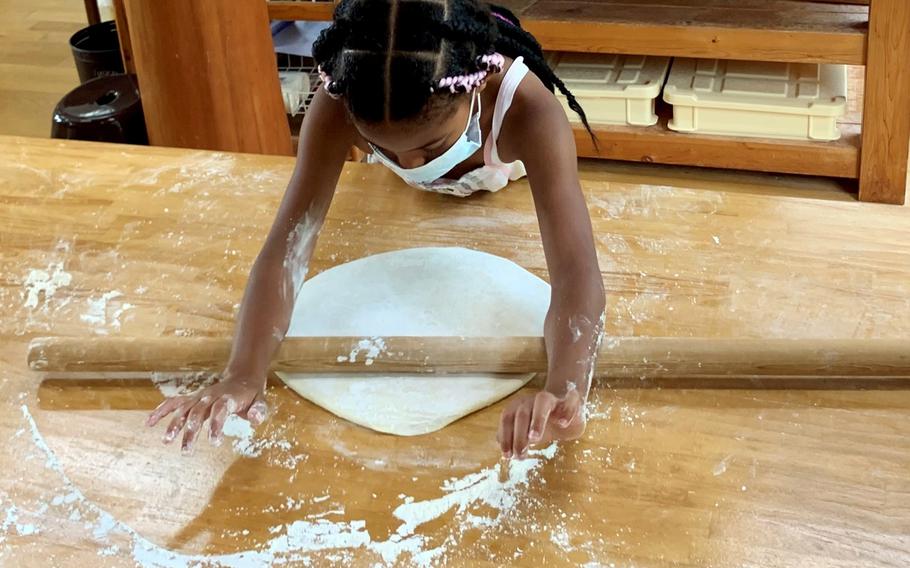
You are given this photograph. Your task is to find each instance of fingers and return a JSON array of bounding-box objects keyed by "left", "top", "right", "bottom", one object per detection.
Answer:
[
  {"left": 498, "top": 387, "right": 586, "bottom": 461},
  {"left": 498, "top": 405, "right": 516, "bottom": 458},
  {"left": 162, "top": 400, "right": 193, "bottom": 445},
  {"left": 511, "top": 403, "right": 532, "bottom": 460},
  {"left": 246, "top": 392, "right": 268, "bottom": 426},
  {"left": 151, "top": 378, "right": 267, "bottom": 454},
  {"left": 528, "top": 392, "right": 558, "bottom": 444},
  {"left": 146, "top": 396, "right": 187, "bottom": 428},
  {"left": 208, "top": 396, "right": 233, "bottom": 447},
  {"left": 181, "top": 396, "right": 213, "bottom": 455},
  {"left": 552, "top": 388, "right": 583, "bottom": 428}
]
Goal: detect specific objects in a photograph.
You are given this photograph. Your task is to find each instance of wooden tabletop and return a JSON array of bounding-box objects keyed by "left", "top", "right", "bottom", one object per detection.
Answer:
[{"left": 1, "top": 135, "right": 909, "bottom": 566}]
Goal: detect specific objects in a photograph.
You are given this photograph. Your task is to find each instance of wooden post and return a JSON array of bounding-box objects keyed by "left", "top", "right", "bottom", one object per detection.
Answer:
[
  {"left": 111, "top": 0, "right": 135, "bottom": 75},
  {"left": 83, "top": 0, "right": 101, "bottom": 25},
  {"left": 121, "top": 0, "right": 293, "bottom": 156},
  {"left": 859, "top": 0, "right": 910, "bottom": 204}
]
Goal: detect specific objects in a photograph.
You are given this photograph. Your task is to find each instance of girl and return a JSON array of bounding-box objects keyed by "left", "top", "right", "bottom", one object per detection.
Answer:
[{"left": 147, "top": 0, "right": 606, "bottom": 461}]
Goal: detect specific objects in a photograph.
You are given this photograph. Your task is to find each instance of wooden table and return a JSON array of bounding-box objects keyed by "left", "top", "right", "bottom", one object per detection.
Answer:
[{"left": 1, "top": 135, "right": 909, "bottom": 566}]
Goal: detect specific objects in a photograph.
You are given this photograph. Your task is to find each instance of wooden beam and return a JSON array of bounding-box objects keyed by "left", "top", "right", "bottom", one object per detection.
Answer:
[
  {"left": 123, "top": 0, "right": 293, "bottom": 156},
  {"left": 859, "top": 0, "right": 910, "bottom": 204},
  {"left": 525, "top": 22, "right": 866, "bottom": 65},
  {"left": 574, "top": 121, "right": 861, "bottom": 180}
]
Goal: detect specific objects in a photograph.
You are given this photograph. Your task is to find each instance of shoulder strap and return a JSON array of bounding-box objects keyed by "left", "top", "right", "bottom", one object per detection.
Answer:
[{"left": 489, "top": 56, "right": 530, "bottom": 165}]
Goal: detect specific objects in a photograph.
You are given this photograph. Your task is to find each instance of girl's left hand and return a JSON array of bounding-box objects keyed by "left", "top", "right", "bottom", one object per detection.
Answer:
[{"left": 497, "top": 387, "right": 586, "bottom": 459}]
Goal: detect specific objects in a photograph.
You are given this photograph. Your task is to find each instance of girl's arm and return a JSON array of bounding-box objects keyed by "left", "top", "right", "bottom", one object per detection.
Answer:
[
  {"left": 147, "top": 90, "right": 358, "bottom": 452},
  {"left": 496, "top": 77, "right": 606, "bottom": 459}
]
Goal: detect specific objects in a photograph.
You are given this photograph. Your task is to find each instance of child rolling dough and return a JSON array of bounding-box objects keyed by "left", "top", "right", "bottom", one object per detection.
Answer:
[{"left": 147, "top": 1, "right": 606, "bottom": 460}]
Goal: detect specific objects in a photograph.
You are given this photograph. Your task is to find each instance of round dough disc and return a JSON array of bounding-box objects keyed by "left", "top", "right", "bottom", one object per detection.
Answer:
[{"left": 276, "top": 247, "right": 550, "bottom": 436}]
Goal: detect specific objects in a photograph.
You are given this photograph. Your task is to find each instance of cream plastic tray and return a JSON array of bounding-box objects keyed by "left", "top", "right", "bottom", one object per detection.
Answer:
[
  {"left": 663, "top": 59, "right": 847, "bottom": 141},
  {"left": 549, "top": 53, "right": 671, "bottom": 126}
]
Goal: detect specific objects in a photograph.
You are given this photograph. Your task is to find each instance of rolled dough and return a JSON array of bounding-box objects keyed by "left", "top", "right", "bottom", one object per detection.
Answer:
[{"left": 276, "top": 247, "right": 550, "bottom": 436}]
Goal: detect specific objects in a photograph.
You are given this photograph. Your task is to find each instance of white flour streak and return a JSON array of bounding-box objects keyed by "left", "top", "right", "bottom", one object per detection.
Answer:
[
  {"left": 568, "top": 314, "right": 591, "bottom": 344},
  {"left": 393, "top": 444, "right": 558, "bottom": 537},
  {"left": 14, "top": 404, "right": 558, "bottom": 567},
  {"left": 713, "top": 455, "right": 732, "bottom": 477},
  {"left": 22, "top": 263, "right": 72, "bottom": 309},
  {"left": 285, "top": 213, "right": 319, "bottom": 297},
  {"left": 307, "top": 507, "right": 345, "bottom": 519}
]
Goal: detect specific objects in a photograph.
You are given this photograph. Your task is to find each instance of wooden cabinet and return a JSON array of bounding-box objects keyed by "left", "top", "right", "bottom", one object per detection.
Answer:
[{"left": 265, "top": 0, "right": 908, "bottom": 204}]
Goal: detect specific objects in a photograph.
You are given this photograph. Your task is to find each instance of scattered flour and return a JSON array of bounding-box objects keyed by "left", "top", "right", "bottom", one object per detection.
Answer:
[
  {"left": 11, "top": 404, "right": 559, "bottom": 567},
  {"left": 2, "top": 505, "right": 40, "bottom": 538},
  {"left": 80, "top": 291, "right": 133, "bottom": 333},
  {"left": 22, "top": 263, "right": 72, "bottom": 309},
  {"left": 213, "top": 415, "right": 307, "bottom": 470},
  {"left": 393, "top": 444, "right": 558, "bottom": 537},
  {"left": 550, "top": 524, "right": 573, "bottom": 552},
  {"left": 221, "top": 414, "right": 260, "bottom": 458},
  {"left": 336, "top": 337, "right": 388, "bottom": 366},
  {"left": 713, "top": 455, "right": 732, "bottom": 477}
]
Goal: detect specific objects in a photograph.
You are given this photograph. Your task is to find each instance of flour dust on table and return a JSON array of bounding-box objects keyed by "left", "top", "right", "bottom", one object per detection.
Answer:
[{"left": 276, "top": 247, "right": 550, "bottom": 435}]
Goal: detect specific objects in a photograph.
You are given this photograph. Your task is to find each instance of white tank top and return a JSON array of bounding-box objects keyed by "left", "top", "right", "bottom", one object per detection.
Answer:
[{"left": 373, "top": 57, "right": 530, "bottom": 198}]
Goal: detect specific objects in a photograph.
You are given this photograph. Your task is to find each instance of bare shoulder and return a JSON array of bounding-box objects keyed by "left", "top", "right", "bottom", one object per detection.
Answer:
[{"left": 495, "top": 68, "right": 575, "bottom": 164}]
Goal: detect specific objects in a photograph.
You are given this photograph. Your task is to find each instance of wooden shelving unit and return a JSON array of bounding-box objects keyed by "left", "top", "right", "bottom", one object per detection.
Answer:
[
  {"left": 572, "top": 121, "right": 860, "bottom": 179},
  {"left": 266, "top": 0, "right": 909, "bottom": 204},
  {"left": 267, "top": 1, "right": 869, "bottom": 63}
]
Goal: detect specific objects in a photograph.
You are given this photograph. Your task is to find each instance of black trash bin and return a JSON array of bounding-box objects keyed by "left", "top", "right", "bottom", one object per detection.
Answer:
[
  {"left": 52, "top": 75, "right": 147, "bottom": 145},
  {"left": 69, "top": 20, "right": 124, "bottom": 84}
]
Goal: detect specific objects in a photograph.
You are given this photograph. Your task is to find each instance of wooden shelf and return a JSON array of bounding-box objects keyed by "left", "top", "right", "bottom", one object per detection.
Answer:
[
  {"left": 289, "top": 121, "right": 860, "bottom": 180},
  {"left": 521, "top": 1, "right": 868, "bottom": 65},
  {"left": 268, "top": 1, "right": 334, "bottom": 21},
  {"left": 267, "top": 0, "right": 869, "bottom": 64},
  {"left": 572, "top": 119, "right": 861, "bottom": 179}
]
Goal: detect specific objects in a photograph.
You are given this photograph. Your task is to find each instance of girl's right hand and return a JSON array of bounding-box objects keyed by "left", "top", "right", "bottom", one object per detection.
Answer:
[{"left": 145, "top": 373, "right": 268, "bottom": 454}]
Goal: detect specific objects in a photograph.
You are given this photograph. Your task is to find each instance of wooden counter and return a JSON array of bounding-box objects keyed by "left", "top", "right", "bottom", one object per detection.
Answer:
[{"left": 1, "top": 136, "right": 909, "bottom": 566}]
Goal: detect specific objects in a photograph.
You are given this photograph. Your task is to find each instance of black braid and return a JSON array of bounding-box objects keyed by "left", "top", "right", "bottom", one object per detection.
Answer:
[
  {"left": 488, "top": 4, "right": 596, "bottom": 142},
  {"left": 311, "top": 0, "right": 595, "bottom": 143}
]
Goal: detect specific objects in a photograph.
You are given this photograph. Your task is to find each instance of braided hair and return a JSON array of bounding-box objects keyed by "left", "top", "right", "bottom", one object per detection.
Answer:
[{"left": 312, "top": 0, "right": 593, "bottom": 137}]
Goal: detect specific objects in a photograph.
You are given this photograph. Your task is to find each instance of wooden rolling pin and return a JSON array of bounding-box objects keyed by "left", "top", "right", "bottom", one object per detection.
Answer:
[{"left": 26, "top": 336, "right": 910, "bottom": 378}]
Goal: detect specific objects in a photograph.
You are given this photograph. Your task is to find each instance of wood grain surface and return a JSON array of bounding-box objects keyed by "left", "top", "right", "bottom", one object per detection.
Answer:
[
  {"left": 1, "top": 135, "right": 909, "bottom": 566},
  {"left": 859, "top": 0, "right": 910, "bottom": 204},
  {"left": 267, "top": 0, "right": 870, "bottom": 64},
  {"left": 122, "top": 0, "right": 293, "bottom": 155}
]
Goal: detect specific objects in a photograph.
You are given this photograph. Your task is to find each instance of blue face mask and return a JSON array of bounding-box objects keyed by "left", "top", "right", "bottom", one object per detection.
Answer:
[{"left": 368, "top": 92, "right": 482, "bottom": 185}]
